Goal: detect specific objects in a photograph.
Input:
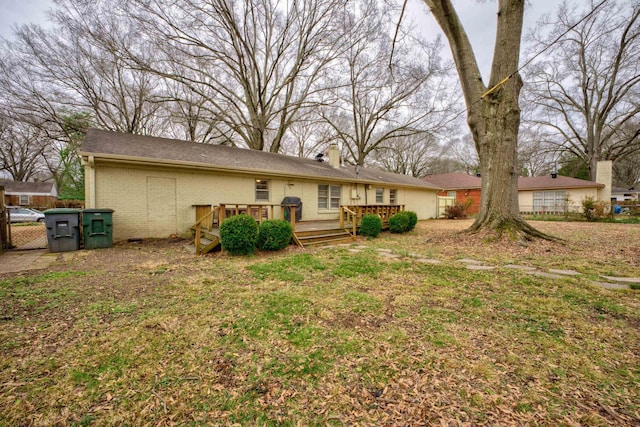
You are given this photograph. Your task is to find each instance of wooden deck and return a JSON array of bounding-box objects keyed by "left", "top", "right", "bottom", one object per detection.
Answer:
[{"left": 191, "top": 203, "right": 404, "bottom": 254}]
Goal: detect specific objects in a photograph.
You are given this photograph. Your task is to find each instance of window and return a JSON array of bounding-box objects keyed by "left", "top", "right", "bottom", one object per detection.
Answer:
[
  {"left": 389, "top": 189, "right": 397, "bottom": 205},
  {"left": 318, "top": 184, "right": 341, "bottom": 209},
  {"left": 533, "top": 190, "right": 566, "bottom": 213},
  {"left": 376, "top": 188, "right": 384, "bottom": 203},
  {"left": 19, "top": 195, "right": 30, "bottom": 205},
  {"left": 446, "top": 191, "right": 457, "bottom": 203},
  {"left": 255, "top": 179, "right": 269, "bottom": 201}
]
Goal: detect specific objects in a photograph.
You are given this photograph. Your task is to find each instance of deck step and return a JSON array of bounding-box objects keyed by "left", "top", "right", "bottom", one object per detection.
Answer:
[
  {"left": 301, "top": 236, "right": 355, "bottom": 247},
  {"left": 195, "top": 233, "right": 221, "bottom": 255},
  {"left": 294, "top": 228, "right": 354, "bottom": 247}
]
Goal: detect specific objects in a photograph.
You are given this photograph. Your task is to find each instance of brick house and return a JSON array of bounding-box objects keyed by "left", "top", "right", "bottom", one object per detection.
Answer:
[
  {"left": 0, "top": 180, "right": 58, "bottom": 209},
  {"left": 423, "top": 166, "right": 611, "bottom": 216},
  {"left": 80, "top": 129, "right": 441, "bottom": 242},
  {"left": 421, "top": 173, "right": 482, "bottom": 215}
]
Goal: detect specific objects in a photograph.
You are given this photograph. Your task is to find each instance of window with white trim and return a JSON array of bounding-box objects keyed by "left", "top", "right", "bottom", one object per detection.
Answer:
[
  {"left": 375, "top": 188, "right": 384, "bottom": 203},
  {"left": 19, "top": 195, "right": 30, "bottom": 205},
  {"left": 255, "top": 179, "right": 270, "bottom": 201},
  {"left": 389, "top": 189, "right": 397, "bottom": 205},
  {"left": 318, "top": 184, "right": 341, "bottom": 209},
  {"left": 533, "top": 190, "right": 567, "bottom": 213}
]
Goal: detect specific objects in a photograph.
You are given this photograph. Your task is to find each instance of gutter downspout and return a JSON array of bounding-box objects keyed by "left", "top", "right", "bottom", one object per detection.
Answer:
[{"left": 85, "top": 156, "right": 96, "bottom": 208}]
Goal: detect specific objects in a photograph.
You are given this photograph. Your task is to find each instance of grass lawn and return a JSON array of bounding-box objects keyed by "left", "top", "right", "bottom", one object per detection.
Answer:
[{"left": 1, "top": 220, "right": 638, "bottom": 425}]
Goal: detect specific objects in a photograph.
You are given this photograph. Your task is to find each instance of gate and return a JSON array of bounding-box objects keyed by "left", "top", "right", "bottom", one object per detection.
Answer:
[
  {"left": 437, "top": 196, "right": 456, "bottom": 218},
  {"left": 1, "top": 186, "right": 47, "bottom": 251},
  {"left": 8, "top": 221, "right": 47, "bottom": 250},
  {"left": 0, "top": 186, "right": 7, "bottom": 253}
]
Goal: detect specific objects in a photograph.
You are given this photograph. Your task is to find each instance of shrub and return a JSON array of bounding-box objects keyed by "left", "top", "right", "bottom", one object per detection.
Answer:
[
  {"left": 582, "top": 196, "right": 608, "bottom": 222},
  {"left": 360, "top": 214, "right": 382, "bottom": 238},
  {"left": 257, "top": 220, "right": 293, "bottom": 251},
  {"left": 219, "top": 214, "right": 258, "bottom": 255},
  {"left": 445, "top": 204, "right": 467, "bottom": 219},
  {"left": 405, "top": 211, "right": 418, "bottom": 231},
  {"left": 389, "top": 211, "right": 410, "bottom": 233}
]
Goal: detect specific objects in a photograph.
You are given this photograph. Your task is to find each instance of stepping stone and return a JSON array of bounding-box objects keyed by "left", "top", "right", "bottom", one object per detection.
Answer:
[
  {"left": 376, "top": 248, "right": 393, "bottom": 253},
  {"left": 592, "top": 281, "right": 631, "bottom": 290},
  {"left": 525, "top": 271, "right": 565, "bottom": 279},
  {"left": 504, "top": 264, "right": 537, "bottom": 271},
  {"left": 379, "top": 252, "right": 401, "bottom": 258},
  {"left": 458, "top": 259, "right": 484, "bottom": 265},
  {"left": 600, "top": 275, "right": 640, "bottom": 284},
  {"left": 348, "top": 249, "right": 362, "bottom": 253},
  {"left": 466, "top": 265, "right": 495, "bottom": 271},
  {"left": 354, "top": 245, "right": 368, "bottom": 249},
  {"left": 548, "top": 269, "right": 581, "bottom": 276},
  {"left": 416, "top": 258, "right": 442, "bottom": 265}
]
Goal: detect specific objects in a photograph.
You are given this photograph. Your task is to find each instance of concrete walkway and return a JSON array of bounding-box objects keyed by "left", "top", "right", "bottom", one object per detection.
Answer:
[{"left": 0, "top": 249, "right": 59, "bottom": 274}]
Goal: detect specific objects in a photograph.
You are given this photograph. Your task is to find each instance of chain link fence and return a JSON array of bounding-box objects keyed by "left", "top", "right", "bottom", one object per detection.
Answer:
[{"left": 8, "top": 222, "right": 47, "bottom": 250}]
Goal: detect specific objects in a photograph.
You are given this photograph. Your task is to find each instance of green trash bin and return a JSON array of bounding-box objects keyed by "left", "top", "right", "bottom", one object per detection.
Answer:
[
  {"left": 82, "top": 209, "right": 114, "bottom": 249},
  {"left": 44, "top": 208, "right": 81, "bottom": 253}
]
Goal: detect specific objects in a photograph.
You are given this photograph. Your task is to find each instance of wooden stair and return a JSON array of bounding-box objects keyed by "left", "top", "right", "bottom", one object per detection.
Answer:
[
  {"left": 195, "top": 229, "right": 221, "bottom": 254},
  {"left": 294, "top": 228, "right": 355, "bottom": 248}
]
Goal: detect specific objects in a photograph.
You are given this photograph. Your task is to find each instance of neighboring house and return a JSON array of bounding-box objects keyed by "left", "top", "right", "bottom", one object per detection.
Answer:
[
  {"left": 79, "top": 129, "right": 440, "bottom": 242},
  {"left": 611, "top": 187, "right": 639, "bottom": 202},
  {"left": 517, "top": 175, "right": 605, "bottom": 214},
  {"left": 422, "top": 173, "right": 482, "bottom": 215},
  {"left": 424, "top": 164, "right": 611, "bottom": 216},
  {"left": 0, "top": 180, "right": 58, "bottom": 209}
]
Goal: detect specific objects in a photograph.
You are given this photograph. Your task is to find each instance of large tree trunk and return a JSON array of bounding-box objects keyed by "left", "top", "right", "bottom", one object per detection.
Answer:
[{"left": 424, "top": 0, "right": 553, "bottom": 240}]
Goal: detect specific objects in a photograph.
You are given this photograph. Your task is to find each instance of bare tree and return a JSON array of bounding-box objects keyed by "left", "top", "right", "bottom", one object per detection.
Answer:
[
  {"left": 525, "top": 0, "right": 640, "bottom": 181},
  {"left": 516, "top": 121, "right": 557, "bottom": 177},
  {"left": 0, "top": 114, "right": 49, "bottom": 181},
  {"left": 2, "top": 1, "right": 163, "bottom": 136},
  {"left": 158, "top": 80, "right": 220, "bottom": 144},
  {"left": 281, "top": 114, "right": 334, "bottom": 158},
  {"left": 445, "top": 135, "right": 480, "bottom": 176},
  {"left": 612, "top": 119, "right": 640, "bottom": 187},
  {"left": 118, "top": 0, "right": 345, "bottom": 152},
  {"left": 372, "top": 133, "right": 439, "bottom": 177},
  {"left": 422, "top": 0, "right": 551, "bottom": 239},
  {"left": 322, "top": 0, "right": 451, "bottom": 166}
]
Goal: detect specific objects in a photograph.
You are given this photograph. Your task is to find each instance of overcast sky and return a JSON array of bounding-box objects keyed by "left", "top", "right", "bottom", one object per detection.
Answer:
[{"left": 0, "top": 0, "right": 558, "bottom": 81}]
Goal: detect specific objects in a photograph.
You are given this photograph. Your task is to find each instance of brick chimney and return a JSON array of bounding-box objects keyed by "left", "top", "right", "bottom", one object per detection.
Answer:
[{"left": 328, "top": 143, "right": 340, "bottom": 168}]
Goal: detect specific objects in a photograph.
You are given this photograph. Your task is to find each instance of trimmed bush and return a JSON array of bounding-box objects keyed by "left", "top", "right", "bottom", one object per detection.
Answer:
[
  {"left": 360, "top": 214, "right": 382, "bottom": 238},
  {"left": 389, "top": 211, "right": 410, "bottom": 233},
  {"left": 405, "top": 211, "right": 418, "bottom": 230},
  {"left": 257, "top": 220, "right": 293, "bottom": 251},
  {"left": 219, "top": 214, "right": 258, "bottom": 255}
]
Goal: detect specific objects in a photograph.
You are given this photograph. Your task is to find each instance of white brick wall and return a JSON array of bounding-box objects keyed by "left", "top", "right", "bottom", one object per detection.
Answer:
[{"left": 91, "top": 162, "right": 439, "bottom": 241}]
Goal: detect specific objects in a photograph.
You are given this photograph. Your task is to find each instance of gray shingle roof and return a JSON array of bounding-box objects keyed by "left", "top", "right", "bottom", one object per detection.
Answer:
[
  {"left": 0, "top": 180, "right": 57, "bottom": 195},
  {"left": 423, "top": 173, "right": 481, "bottom": 189},
  {"left": 423, "top": 172, "right": 603, "bottom": 191},
  {"left": 517, "top": 175, "right": 604, "bottom": 190},
  {"left": 80, "top": 129, "right": 440, "bottom": 190}
]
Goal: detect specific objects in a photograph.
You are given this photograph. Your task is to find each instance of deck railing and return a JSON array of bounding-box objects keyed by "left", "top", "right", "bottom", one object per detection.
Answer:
[
  {"left": 194, "top": 207, "right": 218, "bottom": 255},
  {"left": 194, "top": 203, "right": 296, "bottom": 234},
  {"left": 340, "top": 204, "right": 405, "bottom": 229},
  {"left": 339, "top": 206, "right": 358, "bottom": 237}
]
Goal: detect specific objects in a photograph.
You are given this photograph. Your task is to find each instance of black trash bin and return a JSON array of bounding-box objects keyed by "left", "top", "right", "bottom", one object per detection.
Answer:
[
  {"left": 82, "top": 209, "right": 114, "bottom": 249},
  {"left": 44, "top": 208, "right": 81, "bottom": 253},
  {"left": 281, "top": 196, "right": 302, "bottom": 222}
]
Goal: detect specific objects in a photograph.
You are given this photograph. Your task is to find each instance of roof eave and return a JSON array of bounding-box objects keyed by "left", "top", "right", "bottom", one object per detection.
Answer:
[{"left": 80, "top": 151, "right": 438, "bottom": 191}]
